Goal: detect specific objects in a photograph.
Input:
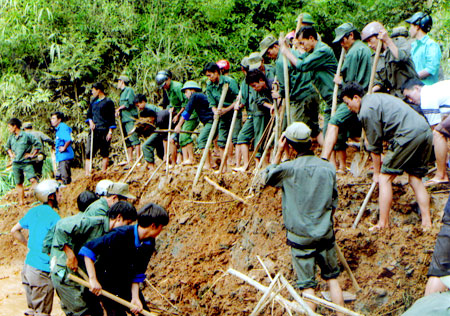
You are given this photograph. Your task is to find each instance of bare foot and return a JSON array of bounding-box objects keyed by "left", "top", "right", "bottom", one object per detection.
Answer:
[
  {"left": 181, "top": 159, "right": 193, "bottom": 165},
  {"left": 424, "top": 177, "right": 450, "bottom": 187},
  {"left": 369, "top": 224, "right": 388, "bottom": 232}
]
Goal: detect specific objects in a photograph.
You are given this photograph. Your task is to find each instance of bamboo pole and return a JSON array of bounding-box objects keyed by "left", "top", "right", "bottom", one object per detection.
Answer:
[
  {"left": 352, "top": 181, "right": 377, "bottom": 228},
  {"left": 144, "top": 279, "right": 179, "bottom": 312},
  {"left": 155, "top": 129, "right": 199, "bottom": 134},
  {"left": 118, "top": 117, "right": 130, "bottom": 164},
  {"left": 244, "top": 115, "right": 275, "bottom": 171},
  {"left": 68, "top": 274, "right": 159, "bottom": 316},
  {"left": 204, "top": 176, "right": 248, "bottom": 205},
  {"left": 302, "top": 293, "right": 363, "bottom": 316},
  {"left": 335, "top": 245, "right": 361, "bottom": 291},
  {"left": 249, "top": 130, "right": 275, "bottom": 193},
  {"left": 89, "top": 130, "right": 94, "bottom": 174},
  {"left": 165, "top": 110, "right": 173, "bottom": 175},
  {"left": 250, "top": 273, "right": 281, "bottom": 316},
  {"left": 192, "top": 84, "right": 229, "bottom": 188},
  {"left": 219, "top": 108, "right": 239, "bottom": 173},
  {"left": 144, "top": 161, "right": 165, "bottom": 187},
  {"left": 279, "top": 276, "right": 319, "bottom": 316},
  {"left": 331, "top": 47, "right": 346, "bottom": 116},
  {"left": 226, "top": 268, "right": 307, "bottom": 314},
  {"left": 282, "top": 53, "right": 291, "bottom": 126},
  {"left": 122, "top": 154, "right": 143, "bottom": 182}
]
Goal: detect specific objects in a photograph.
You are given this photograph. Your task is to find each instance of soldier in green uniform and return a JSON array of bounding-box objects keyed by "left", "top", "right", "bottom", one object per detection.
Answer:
[
  {"left": 341, "top": 82, "right": 432, "bottom": 230},
  {"left": 83, "top": 182, "right": 135, "bottom": 217},
  {"left": 5, "top": 118, "right": 41, "bottom": 205},
  {"left": 156, "top": 70, "right": 199, "bottom": 165},
  {"left": 321, "top": 23, "right": 372, "bottom": 173},
  {"left": 23, "top": 122, "right": 53, "bottom": 180},
  {"left": 262, "top": 122, "right": 345, "bottom": 315},
  {"left": 204, "top": 62, "right": 241, "bottom": 163},
  {"left": 49, "top": 201, "right": 137, "bottom": 316},
  {"left": 116, "top": 75, "right": 140, "bottom": 165},
  {"left": 361, "top": 21, "right": 419, "bottom": 98},
  {"left": 279, "top": 26, "right": 337, "bottom": 139}
]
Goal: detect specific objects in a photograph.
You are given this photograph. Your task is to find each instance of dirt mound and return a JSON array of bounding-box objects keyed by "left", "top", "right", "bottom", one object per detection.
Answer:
[{"left": 0, "top": 153, "right": 447, "bottom": 315}]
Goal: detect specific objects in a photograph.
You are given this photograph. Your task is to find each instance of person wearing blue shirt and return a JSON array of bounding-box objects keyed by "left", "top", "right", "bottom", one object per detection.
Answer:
[
  {"left": 51, "top": 111, "right": 74, "bottom": 184},
  {"left": 11, "top": 180, "right": 61, "bottom": 316},
  {"left": 406, "top": 12, "right": 442, "bottom": 85}
]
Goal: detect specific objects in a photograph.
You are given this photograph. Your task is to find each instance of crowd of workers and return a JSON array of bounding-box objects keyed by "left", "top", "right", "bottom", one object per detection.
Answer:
[{"left": 5, "top": 9, "right": 450, "bottom": 316}]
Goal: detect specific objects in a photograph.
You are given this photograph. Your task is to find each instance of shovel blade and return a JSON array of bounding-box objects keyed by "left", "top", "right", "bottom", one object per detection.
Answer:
[{"left": 350, "top": 152, "right": 362, "bottom": 177}]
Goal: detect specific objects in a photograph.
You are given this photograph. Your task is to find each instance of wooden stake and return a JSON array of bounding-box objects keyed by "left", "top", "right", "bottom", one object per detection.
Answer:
[
  {"left": 331, "top": 47, "right": 346, "bottom": 116},
  {"left": 219, "top": 108, "right": 239, "bottom": 173},
  {"left": 89, "top": 129, "right": 94, "bottom": 174},
  {"left": 193, "top": 83, "right": 229, "bottom": 188},
  {"left": 68, "top": 274, "right": 159, "bottom": 316},
  {"left": 155, "top": 129, "right": 199, "bottom": 134},
  {"left": 352, "top": 181, "right": 377, "bottom": 228},
  {"left": 335, "top": 244, "right": 361, "bottom": 291},
  {"left": 282, "top": 54, "right": 291, "bottom": 126},
  {"left": 226, "top": 268, "right": 307, "bottom": 314},
  {"left": 250, "top": 273, "right": 281, "bottom": 316},
  {"left": 123, "top": 153, "right": 144, "bottom": 182},
  {"left": 118, "top": 117, "right": 130, "bottom": 164},
  {"left": 204, "top": 176, "right": 248, "bottom": 205},
  {"left": 303, "top": 292, "right": 363, "bottom": 316},
  {"left": 165, "top": 110, "right": 173, "bottom": 176},
  {"left": 244, "top": 115, "right": 275, "bottom": 171},
  {"left": 249, "top": 130, "right": 275, "bottom": 193},
  {"left": 279, "top": 276, "right": 319, "bottom": 316},
  {"left": 144, "top": 161, "right": 165, "bottom": 187}
]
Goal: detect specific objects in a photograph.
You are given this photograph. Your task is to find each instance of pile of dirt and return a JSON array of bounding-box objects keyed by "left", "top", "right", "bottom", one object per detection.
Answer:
[{"left": 0, "top": 151, "right": 447, "bottom": 315}]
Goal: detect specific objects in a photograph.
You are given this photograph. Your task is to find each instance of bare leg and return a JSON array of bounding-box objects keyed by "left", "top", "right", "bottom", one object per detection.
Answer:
[
  {"left": 17, "top": 184, "right": 24, "bottom": 205},
  {"left": 302, "top": 288, "right": 316, "bottom": 312},
  {"left": 240, "top": 144, "right": 249, "bottom": 168},
  {"left": 235, "top": 144, "right": 241, "bottom": 167},
  {"left": 321, "top": 124, "right": 339, "bottom": 160},
  {"left": 101, "top": 157, "right": 109, "bottom": 171},
  {"left": 431, "top": 130, "right": 449, "bottom": 182},
  {"left": 135, "top": 145, "right": 141, "bottom": 162},
  {"left": 425, "top": 276, "right": 448, "bottom": 296},
  {"left": 409, "top": 174, "right": 432, "bottom": 228},
  {"left": 169, "top": 139, "right": 177, "bottom": 166},
  {"left": 127, "top": 147, "right": 133, "bottom": 164},
  {"left": 336, "top": 149, "right": 347, "bottom": 173},
  {"left": 375, "top": 173, "right": 396, "bottom": 229},
  {"left": 327, "top": 279, "right": 345, "bottom": 316}
]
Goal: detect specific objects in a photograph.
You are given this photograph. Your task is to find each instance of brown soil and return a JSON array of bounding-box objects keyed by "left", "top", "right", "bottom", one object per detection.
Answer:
[{"left": 0, "top": 147, "right": 447, "bottom": 315}]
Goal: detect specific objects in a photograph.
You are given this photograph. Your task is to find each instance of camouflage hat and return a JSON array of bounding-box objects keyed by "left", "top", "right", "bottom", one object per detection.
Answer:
[
  {"left": 118, "top": 75, "right": 130, "bottom": 84},
  {"left": 259, "top": 35, "right": 277, "bottom": 57},
  {"left": 107, "top": 182, "right": 136, "bottom": 199},
  {"left": 391, "top": 26, "right": 409, "bottom": 38},
  {"left": 181, "top": 81, "right": 202, "bottom": 92},
  {"left": 247, "top": 52, "right": 263, "bottom": 71},
  {"left": 285, "top": 122, "right": 311, "bottom": 143},
  {"left": 333, "top": 22, "right": 357, "bottom": 43},
  {"left": 23, "top": 122, "right": 32, "bottom": 129},
  {"left": 296, "top": 12, "right": 315, "bottom": 25}
]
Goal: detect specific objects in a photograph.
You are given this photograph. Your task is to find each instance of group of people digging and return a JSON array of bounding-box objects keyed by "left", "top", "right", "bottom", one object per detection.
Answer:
[{"left": 6, "top": 9, "right": 450, "bottom": 316}]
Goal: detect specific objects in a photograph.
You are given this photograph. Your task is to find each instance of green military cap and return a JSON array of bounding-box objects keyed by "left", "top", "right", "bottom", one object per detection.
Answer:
[
  {"left": 118, "top": 75, "right": 130, "bottom": 83},
  {"left": 285, "top": 122, "right": 311, "bottom": 143},
  {"left": 259, "top": 35, "right": 277, "bottom": 57},
  {"left": 296, "top": 12, "right": 315, "bottom": 25},
  {"left": 333, "top": 22, "right": 357, "bottom": 43},
  {"left": 248, "top": 52, "right": 263, "bottom": 71},
  {"left": 391, "top": 26, "right": 409, "bottom": 38},
  {"left": 181, "top": 81, "right": 202, "bottom": 92}
]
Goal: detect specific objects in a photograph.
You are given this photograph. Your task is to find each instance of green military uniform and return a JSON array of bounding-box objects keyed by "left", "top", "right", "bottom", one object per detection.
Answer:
[
  {"left": 206, "top": 75, "right": 241, "bottom": 147},
  {"left": 28, "top": 130, "right": 53, "bottom": 179},
  {"left": 49, "top": 215, "right": 108, "bottom": 315},
  {"left": 236, "top": 80, "right": 255, "bottom": 145},
  {"left": 374, "top": 36, "right": 419, "bottom": 98},
  {"left": 167, "top": 80, "right": 199, "bottom": 147},
  {"left": 82, "top": 197, "right": 109, "bottom": 217},
  {"left": 263, "top": 153, "right": 340, "bottom": 289},
  {"left": 5, "top": 131, "right": 41, "bottom": 184},
  {"left": 277, "top": 50, "right": 321, "bottom": 136},
  {"left": 358, "top": 93, "right": 432, "bottom": 176},
  {"left": 329, "top": 40, "right": 372, "bottom": 150},
  {"left": 120, "top": 86, "right": 139, "bottom": 147},
  {"left": 294, "top": 41, "right": 337, "bottom": 136},
  {"left": 249, "top": 83, "right": 272, "bottom": 158}
]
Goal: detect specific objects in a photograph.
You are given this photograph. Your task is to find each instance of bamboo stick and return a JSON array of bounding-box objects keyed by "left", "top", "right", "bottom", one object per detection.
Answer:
[
  {"left": 165, "top": 110, "right": 173, "bottom": 175},
  {"left": 123, "top": 153, "right": 144, "bottom": 182},
  {"left": 204, "top": 176, "right": 248, "bottom": 205},
  {"left": 279, "top": 276, "right": 319, "bottom": 316},
  {"left": 250, "top": 273, "right": 281, "bottom": 316},
  {"left": 282, "top": 53, "right": 291, "bottom": 126},
  {"left": 118, "top": 117, "right": 130, "bottom": 164},
  {"left": 144, "top": 161, "right": 165, "bottom": 187},
  {"left": 335, "top": 245, "right": 361, "bottom": 291},
  {"left": 68, "top": 274, "right": 159, "bottom": 316},
  {"left": 89, "top": 130, "right": 94, "bottom": 174},
  {"left": 144, "top": 279, "right": 179, "bottom": 312},
  {"left": 219, "top": 108, "right": 239, "bottom": 173},
  {"left": 331, "top": 47, "right": 346, "bottom": 116},
  {"left": 244, "top": 115, "right": 275, "bottom": 171},
  {"left": 193, "top": 84, "right": 229, "bottom": 188},
  {"left": 155, "top": 129, "right": 199, "bottom": 134},
  {"left": 303, "top": 293, "right": 363, "bottom": 316},
  {"left": 352, "top": 182, "right": 377, "bottom": 228}
]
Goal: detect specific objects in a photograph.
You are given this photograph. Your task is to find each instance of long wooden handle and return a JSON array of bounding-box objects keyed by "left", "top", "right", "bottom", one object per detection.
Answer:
[
  {"left": 219, "top": 108, "right": 239, "bottom": 173},
  {"left": 89, "top": 130, "right": 94, "bottom": 174},
  {"left": 335, "top": 245, "right": 361, "bottom": 291},
  {"left": 331, "top": 47, "right": 346, "bottom": 116},
  {"left": 353, "top": 181, "right": 377, "bottom": 228},
  {"left": 193, "top": 83, "right": 229, "bottom": 187},
  {"left": 282, "top": 54, "right": 291, "bottom": 126},
  {"left": 68, "top": 274, "right": 159, "bottom": 316},
  {"left": 165, "top": 110, "right": 173, "bottom": 175},
  {"left": 118, "top": 117, "right": 130, "bottom": 163}
]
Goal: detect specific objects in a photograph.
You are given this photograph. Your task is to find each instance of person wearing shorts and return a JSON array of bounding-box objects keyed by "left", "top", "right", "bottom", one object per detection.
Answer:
[
  {"left": 85, "top": 82, "right": 116, "bottom": 175},
  {"left": 5, "top": 118, "right": 41, "bottom": 205},
  {"left": 262, "top": 122, "right": 345, "bottom": 315},
  {"left": 342, "top": 82, "right": 433, "bottom": 230}
]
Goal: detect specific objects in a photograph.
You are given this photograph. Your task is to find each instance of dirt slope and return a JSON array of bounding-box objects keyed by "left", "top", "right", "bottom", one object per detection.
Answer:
[{"left": 0, "top": 150, "right": 447, "bottom": 315}]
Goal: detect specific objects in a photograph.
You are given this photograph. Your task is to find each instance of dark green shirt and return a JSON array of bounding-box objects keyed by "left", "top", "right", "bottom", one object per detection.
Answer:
[
  {"left": 263, "top": 155, "right": 338, "bottom": 246},
  {"left": 5, "top": 131, "right": 41, "bottom": 163},
  {"left": 374, "top": 37, "right": 419, "bottom": 98},
  {"left": 206, "top": 75, "right": 239, "bottom": 108},
  {"left": 295, "top": 41, "right": 337, "bottom": 106},
  {"left": 358, "top": 93, "right": 430, "bottom": 155},
  {"left": 119, "top": 86, "right": 138, "bottom": 123},
  {"left": 249, "top": 81, "right": 273, "bottom": 116},
  {"left": 342, "top": 40, "right": 372, "bottom": 90},
  {"left": 167, "top": 80, "right": 187, "bottom": 110},
  {"left": 83, "top": 198, "right": 109, "bottom": 217}
]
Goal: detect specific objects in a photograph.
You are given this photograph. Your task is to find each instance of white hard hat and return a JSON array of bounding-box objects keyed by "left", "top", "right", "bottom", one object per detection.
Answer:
[
  {"left": 95, "top": 179, "right": 113, "bottom": 196},
  {"left": 34, "top": 179, "right": 60, "bottom": 203}
]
